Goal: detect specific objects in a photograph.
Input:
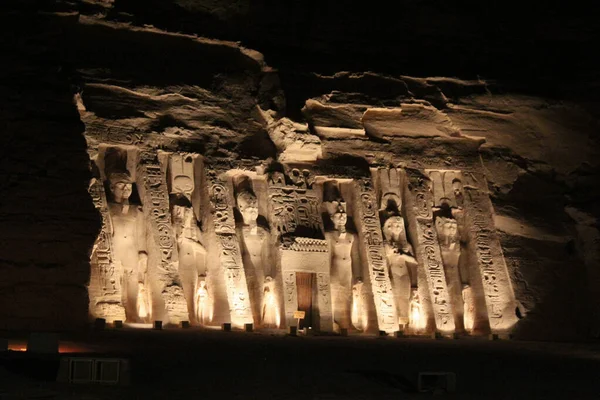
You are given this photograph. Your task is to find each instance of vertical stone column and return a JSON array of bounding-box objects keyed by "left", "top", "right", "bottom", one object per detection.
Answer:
[
  {"left": 462, "top": 172, "right": 518, "bottom": 332},
  {"left": 206, "top": 172, "right": 253, "bottom": 328},
  {"left": 88, "top": 177, "right": 126, "bottom": 322},
  {"left": 136, "top": 152, "right": 188, "bottom": 324},
  {"left": 353, "top": 178, "right": 398, "bottom": 333},
  {"left": 405, "top": 171, "right": 455, "bottom": 332}
]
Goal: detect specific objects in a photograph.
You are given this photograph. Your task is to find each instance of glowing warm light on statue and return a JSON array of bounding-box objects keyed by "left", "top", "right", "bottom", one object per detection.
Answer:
[
  {"left": 409, "top": 288, "right": 423, "bottom": 331},
  {"left": 85, "top": 148, "right": 518, "bottom": 337},
  {"left": 410, "top": 304, "right": 421, "bottom": 329},
  {"left": 196, "top": 281, "right": 209, "bottom": 324},
  {"left": 262, "top": 276, "right": 280, "bottom": 328},
  {"left": 351, "top": 279, "right": 367, "bottom": 331},
  {"left": 137, "top": 282, "right": 150, "bottom": 321}
]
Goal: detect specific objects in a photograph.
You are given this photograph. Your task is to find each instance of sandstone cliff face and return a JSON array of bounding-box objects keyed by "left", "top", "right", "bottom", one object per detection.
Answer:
[{"left": 1, "top": 1, "right": 598, "bottom": 339}]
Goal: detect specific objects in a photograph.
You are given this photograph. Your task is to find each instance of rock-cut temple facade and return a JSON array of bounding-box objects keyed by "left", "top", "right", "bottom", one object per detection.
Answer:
[{"left": 87, "top": 126, "right": 519, "bottom": 336}]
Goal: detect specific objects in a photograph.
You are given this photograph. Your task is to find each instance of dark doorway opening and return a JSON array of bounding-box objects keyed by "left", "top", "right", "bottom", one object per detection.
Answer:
[{"left": 296, "top": 272, "right": 314, "bottom": 329}]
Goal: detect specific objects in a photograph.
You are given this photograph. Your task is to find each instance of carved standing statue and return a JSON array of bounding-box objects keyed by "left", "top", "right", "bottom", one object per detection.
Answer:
[
  {"left": 409, "top": 288, "right": 423, "bottom": 331},
  {"left": 377, "top": 168, "right": 417, "bottom": 329},
  {"left": 106, "top": 171, "right": 149, "bottom": 322},
  {"left": 237, "top": 189, "right": 272, "bottom": 326},
  {"left": 172, "top": 203, "right": 207, "bottom": 324},
  {"left": 462, "top": 284, "right": 475, "bottom": 332},
  {"left": 351, "top": 278, "right": 366, "bottom": 331},
  {"left": 435, "top": 215, "right": 465, "bottom": 329},
  {"left": 324, "top": 196, "right": 360, "bottom": 332},
  {"left": 382, "top": 215, "right": 417, "bottom": 328},
  {"left": 195, "top": 277, "right": 210, "bottom": 324},
  {"left": 261, "top": 276, "right": 279, "bottom": 327}
]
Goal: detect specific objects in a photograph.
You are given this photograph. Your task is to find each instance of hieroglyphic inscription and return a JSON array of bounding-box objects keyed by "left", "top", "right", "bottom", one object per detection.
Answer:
[
  {"left": 86, "top": 120, "right": 144, "bottom": 146},
  {"left": 89, "top": 178, "right": 120, "bottom": 297},
  {"left": 88, "top": 177, "right": 126, "bottom": 321},
  {"left": 407, "top": 172, "right": 455, "bottom": 332},
  {"left": 137, "top": 152, "right": 188, "bottom": 322},
  {"left": 141, "top": 159, "right": 176, "bottom": 271},
  {"left": 462, "top": 174, "right": 518, "bottom": 331},
  {"left": 283, "top": 271, "right": 298, "bottom": 309},
  {"left": 268, "top": 169, "right": 322, "bottom": 238},
  {"left": 354, "top": 178, "right": 397, "bottom": 332},
  {"left": 207, "top": 173, "right": 253, "bottom": 325},
  {"left": 317, "top": 272, "right": 330, "bottom": 306}
]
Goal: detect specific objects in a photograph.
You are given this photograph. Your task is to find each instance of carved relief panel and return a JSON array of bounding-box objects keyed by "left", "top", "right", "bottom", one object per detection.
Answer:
[
  {"left": 460, "top": 172, "right": 519, "bottom": 332},
  {"left": 206, "top": 170, "right": 254, "bottom": 327},
  {"left": 267, "top": 167, "right": 323, "bottom": 239},
  {"left": 136, "top": 151, "right": 189, "bottom": 324},
  {"left": 405, "top": 170, "right": 455, "bottom": 332},
  {"left": 353, "top": 178, "right": 398, "bottom": 332},
  {"left": 88, "top": 176, "right": 127, "bottom": 322}
]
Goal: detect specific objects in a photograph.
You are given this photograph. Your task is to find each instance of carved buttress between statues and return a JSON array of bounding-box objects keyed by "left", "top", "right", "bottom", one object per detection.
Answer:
[
  {"left": 136, "top": 153, "right": 189, "bottom": 324},
  {"left": 207, "top": 172, "right": 253, "bottom": 327},
  {"left": 460, "top": 172, "right": 519, "bottom": 332},
  {"left": 89, "top": 176, "right": 127, "bottom": 322},
  {"left": 353, "top": 178, "right": 397, "bottom": 333},
  {"left": 405, "top": 171, "right": 455, "bottom": 332}
]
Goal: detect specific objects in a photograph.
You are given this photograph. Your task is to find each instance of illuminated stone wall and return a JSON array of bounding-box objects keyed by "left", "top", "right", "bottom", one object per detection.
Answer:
[
  {"left": 85, "top": 138, "right": 519, "bottom": 334},
  {"left": 1, "top": 6, "right": 597, "bottom": 340}
]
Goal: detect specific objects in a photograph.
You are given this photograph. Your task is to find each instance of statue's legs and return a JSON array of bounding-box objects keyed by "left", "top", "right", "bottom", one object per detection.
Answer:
[
  {"left": 124, "top": 267, "right": 139, "bottom": 322},
  {"left": 391, "top": 269, "right": 411, "bottom": 326}
]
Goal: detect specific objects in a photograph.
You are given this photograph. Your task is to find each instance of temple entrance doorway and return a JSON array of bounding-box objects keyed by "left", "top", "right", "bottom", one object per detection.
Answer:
[{"left": 296, "top": 272, "right": 314, "bottom": 329}]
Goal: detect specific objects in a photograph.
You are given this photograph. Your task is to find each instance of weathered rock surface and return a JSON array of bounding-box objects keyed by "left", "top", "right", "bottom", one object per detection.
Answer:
[{"left": 1, "top": 1, "right": 599, "bottom": 339}]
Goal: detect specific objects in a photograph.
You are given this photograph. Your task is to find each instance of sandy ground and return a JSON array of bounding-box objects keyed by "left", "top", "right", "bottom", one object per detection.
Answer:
[{"left": 2, "top": 328, "right": 600, "bottom": 399}]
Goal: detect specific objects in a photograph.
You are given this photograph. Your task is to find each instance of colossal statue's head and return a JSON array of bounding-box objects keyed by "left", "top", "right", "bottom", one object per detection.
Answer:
[
  {"left": 108, "top": 171, "right": 133, "bottom": 203},
  {"left": 382, "top": 215, "right": 405, "bottom": 242},
  {"left": 237, "top": 190, "right": 259, "bottom": 226},
  {"left": 435, "top": 217, "right": 459, "bottom": 245},
  {"left": 326, "top": 201, "right": 347, "bottom": 230}
]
